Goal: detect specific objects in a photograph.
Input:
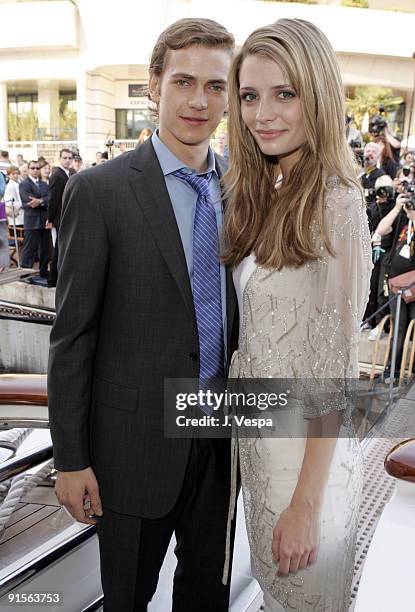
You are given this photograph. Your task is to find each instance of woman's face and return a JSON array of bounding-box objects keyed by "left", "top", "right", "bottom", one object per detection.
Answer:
[
  {"left": 10, "top": 170, "right": 19, "bottom": 182},
  {"left": 238, "top": 54, "right": 306, "bottom": 171},
  {"left": 41, "top": 164, "right": 50, "bottom": 179}
]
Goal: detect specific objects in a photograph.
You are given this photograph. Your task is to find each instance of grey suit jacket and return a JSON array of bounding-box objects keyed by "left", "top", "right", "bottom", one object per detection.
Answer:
[
  {"left": 48, "top": 139, "right": 238, "bottom": 518},
  {"left": 19, "top": 177, "right": 49, "bottom": 230}
]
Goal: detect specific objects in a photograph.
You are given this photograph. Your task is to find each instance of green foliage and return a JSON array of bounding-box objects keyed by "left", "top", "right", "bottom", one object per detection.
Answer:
[
  {"left": 346, "top": 86, "right": 404, "bottom": 132},
  {"left": 7, "top": 110, "right": 38, "bottom": 141},
  {"left": 59, "top": 98, "right": 77, "bottom": 139}
]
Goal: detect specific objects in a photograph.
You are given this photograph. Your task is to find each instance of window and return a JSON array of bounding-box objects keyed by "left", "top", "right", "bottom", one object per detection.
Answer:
[{"left": 116, "top": 109, "right": 155, "bottom": 140}]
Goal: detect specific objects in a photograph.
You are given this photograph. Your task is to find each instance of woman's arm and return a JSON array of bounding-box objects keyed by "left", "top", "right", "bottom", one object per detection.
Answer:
[
  {"left": 272, "top": 182, "right": 372, "bottom": 576},
  {"left": 272, "top": 424, "right": 339, "bottom": 576}
]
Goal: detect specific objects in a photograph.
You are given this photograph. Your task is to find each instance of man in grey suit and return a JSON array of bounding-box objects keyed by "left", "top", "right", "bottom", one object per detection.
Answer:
[
  {"left": 48, "top": 18, "right": 238, "bottom": 612},
  {"left": 19, "top": 160, "right": 49, "bottom": 276}
]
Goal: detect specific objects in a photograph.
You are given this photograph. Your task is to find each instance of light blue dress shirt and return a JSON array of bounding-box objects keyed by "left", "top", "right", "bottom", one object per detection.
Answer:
[{"left": 151, "top": 131, "right": 227, "bottom": 360}]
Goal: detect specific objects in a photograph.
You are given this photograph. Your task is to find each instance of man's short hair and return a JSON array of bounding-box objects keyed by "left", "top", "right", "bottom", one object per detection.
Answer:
[
  {"left": 148, "top": 18, "right": 234, "bottom": 117},
  {"left": 375, "top": 175, "right": 393, "bottom": 190},
  {"left": 149, "top": 18, "right": 234, "bottom": 81},
  {"left": 364, "top": 142, "right": 382, "bottom": 156},
  {"left": 28, "top": 160, "right": 39, "bottom": 168},
  {"left": 0, "top": 150, "right": 9, "bottom": 159},
  {"left": 59, "top": 148, "right": 73, "bottom": 158}
]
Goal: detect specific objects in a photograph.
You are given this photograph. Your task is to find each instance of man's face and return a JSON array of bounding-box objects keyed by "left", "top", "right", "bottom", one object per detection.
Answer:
[
  {"left": 72, "top": 159, "right": 83, "bottom": 172},
  {"left": 28, "top": 162, "right": 40, "bottom": 179},
  {"left": 60, "top": 151, "right": 73, "bottom": 170},
  {"left": 364, "top": 144, "right": 380, "bottom": 165},
  {"left": 150, "top": 45, "right": 231, "bottom": 153},
  {"left": 376, "top": 195, "right": 388, "bottom": 205}
]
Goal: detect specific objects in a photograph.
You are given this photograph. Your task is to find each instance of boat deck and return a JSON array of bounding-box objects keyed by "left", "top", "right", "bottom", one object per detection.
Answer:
[{"left": 0, "top": 486, "right": 74, "bottom": 574}]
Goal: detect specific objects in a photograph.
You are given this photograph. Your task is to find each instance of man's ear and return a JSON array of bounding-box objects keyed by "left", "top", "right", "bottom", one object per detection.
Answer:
[{"left": 149, "top": 75, "right": 161, "bottom": 104}]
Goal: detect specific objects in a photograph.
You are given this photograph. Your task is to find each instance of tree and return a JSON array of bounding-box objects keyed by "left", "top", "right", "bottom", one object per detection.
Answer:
[
  {"left": 346, "top": 86, "right": 404, "bottom": 134},
  {"left": 7, "top": 110, "right": 38, "bottom": 141}
]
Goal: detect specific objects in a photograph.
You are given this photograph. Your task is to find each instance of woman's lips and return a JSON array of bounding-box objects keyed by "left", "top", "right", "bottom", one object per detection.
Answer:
[{"left": 256, "top": 129, "right": 287, "bottom": 140}]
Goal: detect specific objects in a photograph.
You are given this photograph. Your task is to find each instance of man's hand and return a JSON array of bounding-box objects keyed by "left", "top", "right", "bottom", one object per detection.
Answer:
[
  {"left": 395, "top": 193, "right": 408, "bottom": 212},
  {"left": 28, "top": 197, "right": 41, "bottom": 208},
  {"left": 372, "top": 245, "right": 385, "bottom": 264},
  {"left": 45, "top": 221, "right": 53, "bottom": 229},
  {"left": 404, "top": 206, "right": 415, "bottom": 223},
  {"left": 54, "top": 467, "right": 103, "bottom": 525}
]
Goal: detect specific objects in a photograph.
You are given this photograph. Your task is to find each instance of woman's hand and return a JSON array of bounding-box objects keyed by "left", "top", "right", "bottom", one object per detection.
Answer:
[{"left": 272, "top": 501, "right": 321, "bottom": 576}]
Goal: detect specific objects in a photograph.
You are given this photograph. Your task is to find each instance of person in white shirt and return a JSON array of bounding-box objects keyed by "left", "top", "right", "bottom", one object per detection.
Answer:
[{"left": 4, "top": 165, "right": 24, "bottom": 227}]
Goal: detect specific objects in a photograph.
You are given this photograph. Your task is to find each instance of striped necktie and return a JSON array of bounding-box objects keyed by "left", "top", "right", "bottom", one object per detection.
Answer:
[{"left": 173, "top": 169, "right": 225, "bottom": 406}]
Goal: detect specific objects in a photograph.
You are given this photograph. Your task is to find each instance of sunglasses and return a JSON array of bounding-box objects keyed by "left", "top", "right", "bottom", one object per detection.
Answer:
[
  {"left": 29, "top": 166, "right": 40, "bottom": 170},
  {"left": 61, "top": 156, "right": 73, "bottom": 160}
]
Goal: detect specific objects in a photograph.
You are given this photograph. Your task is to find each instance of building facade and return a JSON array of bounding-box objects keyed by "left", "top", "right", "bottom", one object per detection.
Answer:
[{"left": 0, "top": 0, "right": 414, "bottom": 163}]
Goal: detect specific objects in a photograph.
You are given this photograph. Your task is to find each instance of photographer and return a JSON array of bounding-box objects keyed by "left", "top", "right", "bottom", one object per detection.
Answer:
[
  {"left": 374, "top": 189, "right": 415, "bottom": 381},
  {"left": 360, "top": 142, "right": 385, "bottom": 206},
  {"left": 369, "top": 106, "right": 401, "bottom": 162},
  {"left": 401, "top": 150, "right": 414, "bottom": 167},
  {"left": 346, "top": 114, "right": 363, "bottom": 164},
  {"left": 366, "top": 176, "right": 396, "bottom": 340},
  {"left": 373, "top": 134, "right": 398, "bottom": 179}
]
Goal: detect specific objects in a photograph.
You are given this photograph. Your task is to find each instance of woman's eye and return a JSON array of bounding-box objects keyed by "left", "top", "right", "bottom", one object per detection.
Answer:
[
  {"left": 278, "top": 91, "right": 295, "bottom": 100},
  {"left": 241, "top": 93, "right": 257, "bottom": 102}
]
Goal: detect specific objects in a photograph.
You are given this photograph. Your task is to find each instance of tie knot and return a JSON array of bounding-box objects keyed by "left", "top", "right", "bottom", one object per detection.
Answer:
[{"left": 173, "top": 169, "right": 213, "bottom": 199}]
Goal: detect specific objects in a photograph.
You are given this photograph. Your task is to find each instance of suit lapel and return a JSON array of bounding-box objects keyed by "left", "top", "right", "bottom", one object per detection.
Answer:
[
  {"left": 59, "top": 167, "right": 69, "bottom": 184},
  {"left": 129, "top": 140, "right": 195, "bottom": 319},
  {"left": 214, "top": 153, "right": 238, "bottom": 359}
]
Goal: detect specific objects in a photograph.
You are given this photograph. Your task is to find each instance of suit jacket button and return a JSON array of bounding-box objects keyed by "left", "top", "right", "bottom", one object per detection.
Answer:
[{"left": 189, "top": 352, "right": 198, "bottom": 361}]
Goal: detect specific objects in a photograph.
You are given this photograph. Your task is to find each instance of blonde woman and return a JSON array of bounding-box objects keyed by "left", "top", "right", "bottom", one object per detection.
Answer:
[{"left": 222, "top": 19, "right": 372, "bottom": 611}]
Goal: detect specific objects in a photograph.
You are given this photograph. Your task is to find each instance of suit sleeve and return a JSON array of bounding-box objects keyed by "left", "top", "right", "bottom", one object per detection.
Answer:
[
  {"left": 19, "top": 181, "right": 33, "bottom": 210},
  {"left": 48, "top": 172, "right": 63, "bottom": 224},
  {"left": 40, "top": 182, "right": 48, "bottom": 207},
  {"left": 48, "top": 173, "right": 109, "bottom": 471}
]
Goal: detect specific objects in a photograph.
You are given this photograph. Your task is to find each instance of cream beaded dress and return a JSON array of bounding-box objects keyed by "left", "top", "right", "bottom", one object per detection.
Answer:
[{"left": 230, "top": 177, "right": 372, "bottom": 611}]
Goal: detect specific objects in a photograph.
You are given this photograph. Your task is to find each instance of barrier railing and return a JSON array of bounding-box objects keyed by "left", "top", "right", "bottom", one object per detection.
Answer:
[{"left": 361, "top": 281, "right": 415, "bottom": 396}]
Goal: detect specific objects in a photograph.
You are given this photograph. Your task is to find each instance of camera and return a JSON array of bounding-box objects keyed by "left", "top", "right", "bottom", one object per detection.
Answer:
[
  {"left": 369, "top": 105, "right": 387, "bottom": 135},
  {"left": 375, "top": 185, "right": 394, "bottom": 199},
  {"left": 404, "top": 185, "right": 415, "bottom": 210}
]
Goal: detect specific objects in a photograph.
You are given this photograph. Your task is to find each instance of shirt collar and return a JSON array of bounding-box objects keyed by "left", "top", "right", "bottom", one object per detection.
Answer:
[
  {"left": 29, "top": 175, "right": 39, "bottom": 185},
  {"left": 59, "top": 165, "right": 70, "bottom": 176},
  {"left": 151, "top": 130, "right": 217, "bottom": 178}
]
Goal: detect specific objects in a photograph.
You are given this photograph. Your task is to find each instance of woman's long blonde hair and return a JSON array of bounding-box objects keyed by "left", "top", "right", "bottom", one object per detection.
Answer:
[{"left": 222, "top": 18, "right": 360, "bottom": 269}]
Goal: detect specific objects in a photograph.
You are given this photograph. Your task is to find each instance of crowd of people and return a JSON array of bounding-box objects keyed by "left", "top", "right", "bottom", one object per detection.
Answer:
[
  {"left": 355, "top": 126, "right": 415, "bottom": 381},
  {"left": 0, "top": 132, "right": 154, "bottom": 281},
  {"left": 0, "top": 148, "right": 83, "bottom": 280}
]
